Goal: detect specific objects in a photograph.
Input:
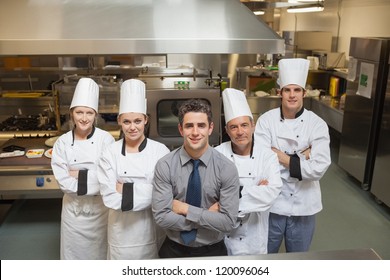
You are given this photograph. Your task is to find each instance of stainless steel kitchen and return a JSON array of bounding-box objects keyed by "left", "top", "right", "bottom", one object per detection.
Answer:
[{"left": 0, "top": 0, "right": 390, "bottom": 267}]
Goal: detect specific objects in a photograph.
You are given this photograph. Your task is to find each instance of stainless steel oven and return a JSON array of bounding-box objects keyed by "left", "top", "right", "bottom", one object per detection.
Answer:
[{"left": 147, "top": 89, "right": 221, "bottom": 150}]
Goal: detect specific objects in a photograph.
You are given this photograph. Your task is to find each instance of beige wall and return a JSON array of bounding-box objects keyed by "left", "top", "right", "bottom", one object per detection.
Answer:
[{"left": 277, "top": 0, "right": 390, "bottom": 58}]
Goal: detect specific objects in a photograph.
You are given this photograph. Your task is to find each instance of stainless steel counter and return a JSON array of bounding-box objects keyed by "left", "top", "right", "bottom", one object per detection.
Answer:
[
  {"left": 189, "top": 248, "right": 381, "bottom": 260},
  {"left": 246, "top": 96, "right": 282, "bottom": 123},
  {"left": 0, "top": 138, "right": 61, "bottom": 199},
  {"left": 311, "top": 97, "right": 344, "bottom": 133}
]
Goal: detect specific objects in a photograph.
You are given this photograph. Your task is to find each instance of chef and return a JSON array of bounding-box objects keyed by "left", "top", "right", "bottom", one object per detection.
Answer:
[
  {"left": 215, "top": 88, "right": 282, "bottom": 255},
  {"left": 51, "top": 77, "right": 115, "bottom": 260},
  {"left": 254, "top": 58, "right": 331, "bottom": 253},
  {"left": 97, "top": 79, "right": 170, "bottom": 259}
]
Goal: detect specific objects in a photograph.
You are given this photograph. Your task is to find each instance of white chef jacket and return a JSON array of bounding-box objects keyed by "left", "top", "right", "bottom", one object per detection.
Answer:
[
  {"left": 98, "top": 138, "right": 170, "bottom": 259},
  {"left": 51, "top": 127, "right": 115, "bottom": 260},
  {"left": 255, "top": 107, "right": 331, "bottom": 216},
  {"left": 215, "top": 142, "right": 282, "bottom": 255}
]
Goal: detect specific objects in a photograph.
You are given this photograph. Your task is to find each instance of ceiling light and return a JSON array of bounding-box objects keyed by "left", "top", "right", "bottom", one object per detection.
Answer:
[
  {"left": 253, "top": 10, "right": 265, "bottom": 16},
  {"left": 287, "top": 4, "right": 324, "bottom": 13}
]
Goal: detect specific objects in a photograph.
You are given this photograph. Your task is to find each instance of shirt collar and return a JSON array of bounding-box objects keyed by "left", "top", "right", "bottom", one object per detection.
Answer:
[
  {"left": 229, "top": 135, "right": 254, "bottom": 158},
  {"left": 179, "top": 145, "right": 212, "bottom": 167},
  {"left": 279, "top": 105, "right": 305, "bottom": 120},
  {"left": 121, "top": 137, "right": 147, "bottom": 156},
  {"left": 71, "top": 126, "right": 95, "bottom": 145}
]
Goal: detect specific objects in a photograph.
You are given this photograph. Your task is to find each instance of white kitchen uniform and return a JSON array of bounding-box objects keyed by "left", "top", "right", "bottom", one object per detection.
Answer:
[
  {"left": 255, "top": 107, "right": 331, "bottom": 216},
  {"left": 51, "top": 127, "right": 115, "bottom": 259},
  {"left": 98, "top": 138, "right": 169, "bottom": 259},
  {"left": 215, "top": 142, "right": 282, "bottom": 255}
]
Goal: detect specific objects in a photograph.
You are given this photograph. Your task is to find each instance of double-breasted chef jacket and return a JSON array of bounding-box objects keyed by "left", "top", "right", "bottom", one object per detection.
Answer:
[
  {"left": 51, "top": 127, "right": 115, "bottom": 259},
  {"left": 215, "top": 141, "right": 282, "bottom": 255},
  {"left": 98, "top": 137, "right": 169, "bottom": 259},
  {"left": 255, "top": 107, "right": 331, "bottom": 217}
]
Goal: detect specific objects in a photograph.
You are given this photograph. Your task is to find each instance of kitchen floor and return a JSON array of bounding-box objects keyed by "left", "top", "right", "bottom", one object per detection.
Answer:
[{"left": 1, "top": 129, "right": 390, "bottom": 260}]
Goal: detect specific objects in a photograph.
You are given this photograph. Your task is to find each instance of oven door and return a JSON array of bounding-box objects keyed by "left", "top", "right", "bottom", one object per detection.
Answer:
[{"left": 147, "top": 89, "right": 221, "bottom": 150}]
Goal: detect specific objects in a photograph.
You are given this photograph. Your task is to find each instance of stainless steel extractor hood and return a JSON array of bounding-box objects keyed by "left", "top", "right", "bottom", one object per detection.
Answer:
[{"left": 0, "top": 0, "right": 284, "bottom": 55}]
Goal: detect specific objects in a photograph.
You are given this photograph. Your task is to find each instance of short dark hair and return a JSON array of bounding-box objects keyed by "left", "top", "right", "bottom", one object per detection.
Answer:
[{"left": 178, "top": 99, "right": 213, "bottom": 125}]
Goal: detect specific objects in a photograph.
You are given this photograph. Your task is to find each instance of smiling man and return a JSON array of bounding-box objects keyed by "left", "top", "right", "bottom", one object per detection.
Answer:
[
  {"left": 254, "top": 58, "right": 331, "bottom": 254},
  {"left": 152, "top": 99, "right": 240, "bottom": 258}
]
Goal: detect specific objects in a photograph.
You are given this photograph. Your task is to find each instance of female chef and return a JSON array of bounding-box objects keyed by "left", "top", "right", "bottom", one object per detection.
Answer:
[
  {"left": 97, "top": 79, "right": 170, "bottom": 259},
  {"left": 51, "top": 77, "right": 115, "bottom": 259}
]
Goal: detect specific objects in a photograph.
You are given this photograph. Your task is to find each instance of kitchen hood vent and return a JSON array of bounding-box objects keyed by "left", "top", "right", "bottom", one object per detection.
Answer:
[{"left": 0, "top": 0, "right": 284, "bottom": 55}]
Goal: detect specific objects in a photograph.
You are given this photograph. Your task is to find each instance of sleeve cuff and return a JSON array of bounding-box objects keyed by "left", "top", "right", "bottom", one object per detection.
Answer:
[
  {"left": 186, "top": 204, "right": 202, "bottom": 224},
  {"left": 77, "top": 170, "right": 88, "bottom": 196},
  {"left": 289, "top": 154, "right": 302, "bottom": 181},
  {"left": 121, "top": 182, "right": 134, "bottom": 211}
]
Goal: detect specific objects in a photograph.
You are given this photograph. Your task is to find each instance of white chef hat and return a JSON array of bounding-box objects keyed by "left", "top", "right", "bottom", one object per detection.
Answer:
[
  {"left": 119, "top": 79, "right": 147, "bottom": 115},
  {"left": 277, "top": 58, "right": 310, "bottom": 89},
  {"left": 70, "top": 77, "right": 99, "bottom": 112},
  {"left": 222, "top": 88, "right": 253, "bottom": 124}
]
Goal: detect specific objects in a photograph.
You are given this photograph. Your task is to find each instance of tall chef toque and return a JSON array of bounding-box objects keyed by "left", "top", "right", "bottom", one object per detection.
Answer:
[
  {"left": 277, "top": 58, "right": 310, "bottom": 89},
  {"left": 222, "top": 88, "right": 253, "bottom": 124},
  {"left": 119, "top": 79, "right": 147, "bottom": 115},
  {"left": 70, "top": 77, "right": 99, "bottom": 112}
]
